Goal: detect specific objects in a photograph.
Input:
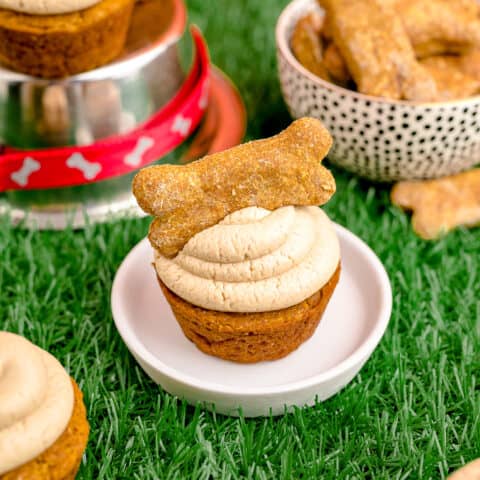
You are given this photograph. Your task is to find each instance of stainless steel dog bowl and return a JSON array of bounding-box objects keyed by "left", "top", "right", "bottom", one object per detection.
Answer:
[
  {"left": 0, "top": 0, "right": 197, "bottom": 226},
  {"left": 0, "top": 0, "right": 187, "bottom": 148}
]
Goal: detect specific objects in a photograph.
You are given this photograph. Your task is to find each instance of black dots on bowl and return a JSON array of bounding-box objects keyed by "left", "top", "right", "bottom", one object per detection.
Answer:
[{"left": 280, "top": 55, "right": 480, "bottom": 180}]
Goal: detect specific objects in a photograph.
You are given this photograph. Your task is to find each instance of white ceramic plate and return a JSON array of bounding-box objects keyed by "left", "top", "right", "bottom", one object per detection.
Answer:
[{"left": 111, "top": 223, "right": 392, "bottom": 417}]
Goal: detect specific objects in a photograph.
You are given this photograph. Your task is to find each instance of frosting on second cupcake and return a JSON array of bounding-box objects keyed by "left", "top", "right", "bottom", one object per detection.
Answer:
[
  {"left": 0, "top": 332, "right": 74, "bottom": 475},
  {"left": 0, "top": 0, "right": 101, "bottom": 15},
  {"left": 154, "top": 206, "right": 340, "bottom": 312}
]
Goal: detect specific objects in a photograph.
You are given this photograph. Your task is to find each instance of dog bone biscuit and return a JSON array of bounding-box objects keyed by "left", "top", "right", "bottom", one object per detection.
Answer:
[
  {"left": 459, "top": 49, "right": 480, "bottom": 82},
  {"left": 291, "top": 12, "right": 330, "bottom": 81},
  {"left": 421, "top": 55, "right": 480, "bottom": 100},
  {"left": 133, "top": 118, "right": 335, "bottom": 258},
  {"left": 448, "top": 459, "right": 480, "bottom": 480},
  {"left": 322, "top": 42, "right": 351, "bottom": 87},
  {"left": 319, "top": 0, "right": 437, "bottom": 101},
  {"left": 320, "top": 13, "right": 333, "bottom": 42},
  {"left": 391, "top": 169, "right": 480, "bottom": 239},
  {"left": 394, "top": 0, "right": 480, "bottom": 58}
]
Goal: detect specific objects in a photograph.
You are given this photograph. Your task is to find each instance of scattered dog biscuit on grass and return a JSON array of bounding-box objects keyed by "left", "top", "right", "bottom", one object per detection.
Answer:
[
  {"left": 448, "top": 458, "right": 480, "bottom": 480},
  {"left": 391, "top": 169, "right": 480, "bottom": 239}
]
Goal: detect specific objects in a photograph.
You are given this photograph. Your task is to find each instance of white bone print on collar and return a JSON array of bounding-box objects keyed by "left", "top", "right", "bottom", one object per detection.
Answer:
[
  {"left": 11, "top": 157, "right": 41, "bottom": 187},
  {"left": 199, "top": 80, "right": 209, "bottom": 110},
  {"left": 66, "top": 153, "right": 101, "bottom": 180},
  {"left": 171, "top": 114, "right": 192, "bottom": 137},
  {"left": 124, "top": 136, "right": 155, "bottom": 167}
]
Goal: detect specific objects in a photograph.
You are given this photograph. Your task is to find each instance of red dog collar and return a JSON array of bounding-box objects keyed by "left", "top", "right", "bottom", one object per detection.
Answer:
[{"left": 0, "top": 27, "right": 210, "bottom": 192}]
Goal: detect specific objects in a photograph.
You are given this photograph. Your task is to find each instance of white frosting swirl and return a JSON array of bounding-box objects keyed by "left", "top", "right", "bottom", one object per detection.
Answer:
[
  {"left": 0, "top": 332, "right": 74, "bottom": 475},
  {"left": 155, "top": 206, "right": 340, "bottom": 313},
  {"left": 0, "top": 0, "right": 101, "bottom": 15}
]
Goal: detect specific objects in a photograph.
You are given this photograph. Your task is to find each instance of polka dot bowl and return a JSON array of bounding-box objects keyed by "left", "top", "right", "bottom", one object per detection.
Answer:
[{"left": 276, "top": 0, "right": 480, "bottom": 182}]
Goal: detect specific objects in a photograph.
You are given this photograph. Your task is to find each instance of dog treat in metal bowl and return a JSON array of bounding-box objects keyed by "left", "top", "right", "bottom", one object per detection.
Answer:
[
  {"left": 0, "top": 0, "right": 135, "bottom": 78},
  {"left": 391, "top": 169, "right": 480, "bottom": 239}
]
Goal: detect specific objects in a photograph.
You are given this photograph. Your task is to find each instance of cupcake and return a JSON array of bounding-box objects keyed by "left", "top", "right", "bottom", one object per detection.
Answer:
[
  {"left": 0, "top": 331, "right": 89, "bottom": 479},
  {"left": 0, "top": 0, "right": 135, "bottom": 78},
  {"left": 133, "top": 118, "right": 341, "bottom": 363}
]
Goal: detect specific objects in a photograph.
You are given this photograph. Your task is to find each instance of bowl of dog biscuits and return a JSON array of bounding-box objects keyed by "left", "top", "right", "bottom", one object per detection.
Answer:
[{"left": 276, "top": 0, "right": 480, "bottom": 182}]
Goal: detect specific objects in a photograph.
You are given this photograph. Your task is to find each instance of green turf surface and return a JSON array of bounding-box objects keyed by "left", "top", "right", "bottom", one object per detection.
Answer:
[{"left": 1, "top": 0, "right": 480, "bottom": 478}]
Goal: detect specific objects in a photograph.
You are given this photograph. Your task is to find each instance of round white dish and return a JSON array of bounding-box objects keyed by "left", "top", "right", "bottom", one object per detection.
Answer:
[{"left": 111, "top": 223, "right": 392, "bottom": 417}]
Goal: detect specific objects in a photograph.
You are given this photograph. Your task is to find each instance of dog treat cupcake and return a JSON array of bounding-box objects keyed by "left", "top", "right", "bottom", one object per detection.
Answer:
[
  {"left": 0, "top": 331, "right": 89, "bottom": 479},
  {"left": 0, "top": 0, "right": 135, "bottom": 78},
  {"left": 133, "top": 118, "right": 341, "bottom": 363}
]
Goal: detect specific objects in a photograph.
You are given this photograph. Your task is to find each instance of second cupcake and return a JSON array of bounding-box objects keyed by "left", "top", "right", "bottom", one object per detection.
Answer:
[
  {"left": 0, "top": 331, "right": 89, "bottom": 479},
  {"left": 0, "top": 0, "right": 135, "bottom": 78}
]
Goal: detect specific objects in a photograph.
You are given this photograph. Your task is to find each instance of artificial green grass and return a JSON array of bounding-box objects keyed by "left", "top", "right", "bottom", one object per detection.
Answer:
[{"left": 1, "top": 0, "right": 480, "bottom": 478}]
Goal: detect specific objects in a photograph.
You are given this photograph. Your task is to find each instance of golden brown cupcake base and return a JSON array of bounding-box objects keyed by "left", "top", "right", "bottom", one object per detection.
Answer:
[
  {"left": 0, "top": 0, "right": 134, "bottom": 78},
  {"left": 158, "top": 264, "right": 341, "bottom": 363},
  {"left": 1, "top": 379, "right": 89, "bottom": 480}
]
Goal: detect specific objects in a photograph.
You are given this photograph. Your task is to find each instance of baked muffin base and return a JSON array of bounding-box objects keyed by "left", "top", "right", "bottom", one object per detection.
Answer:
[
  {"left": 1, "top": 379, "right": 89, "bottom": 480},
  {"left": 0, "top": 0, "right": 134, "bottom": 78},
  {"left": 158, "top": 264, "right": 341, "bottom": 363}
]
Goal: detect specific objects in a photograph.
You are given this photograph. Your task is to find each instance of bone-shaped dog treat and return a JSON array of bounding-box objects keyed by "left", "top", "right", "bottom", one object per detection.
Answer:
[
  {"left": 448, "top": 459, "right": 480, "bottom": 480},
  {"left": 66, "top": 153, "right": 102, "bottom": 180},
  {"left": 420, "top": 55, "right": 480, "bottom": 101},
  {"left": 11, "top": 157, "right": 41, "bottom": 187},
  {"left": 323, "top": 42, "right": 351, "bottom": 87},
  {"left": 393, "top": 0, "right": 480, "bottom": 58},
  {"left": 391, "top": 169, "right": 480, "bottom": 240},
  {"left": 459, "top": 50, "right": 480, "bottom": 82},
  {"left": 133, "top": 118, "right": 335, "bottom": 258},
  {"left": 320, "top": 0, "right": 437, "bottom": 101},
  {"left": 291, "top": 13, "right": 330, "bottom": 81}
]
